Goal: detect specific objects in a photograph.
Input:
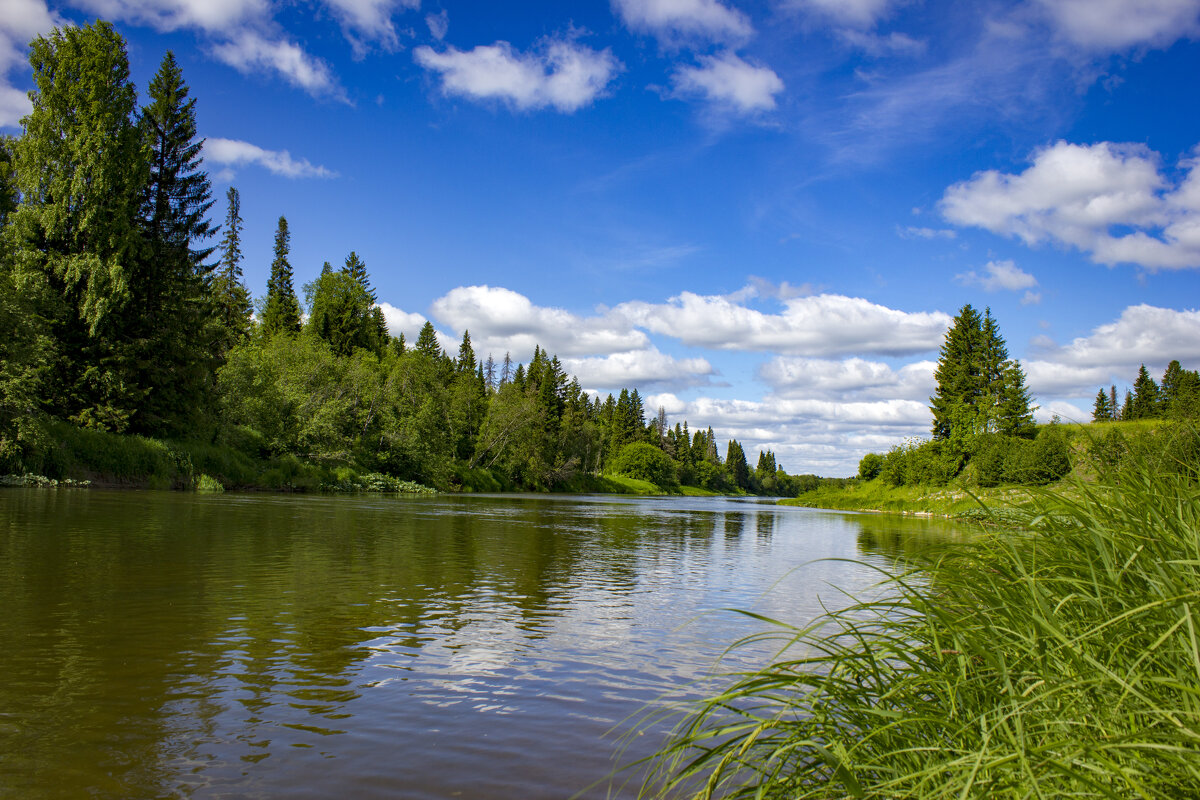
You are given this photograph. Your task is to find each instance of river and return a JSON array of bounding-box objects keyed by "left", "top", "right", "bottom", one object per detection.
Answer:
[{"left": 0, "top": 489, "right": 955, "bottom": 799}]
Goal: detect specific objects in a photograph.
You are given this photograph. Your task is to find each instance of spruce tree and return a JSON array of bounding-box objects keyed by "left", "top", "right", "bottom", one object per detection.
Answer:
[
  {"left": 213, "top": 186, "right": 252, "bottom": 349},
  {"left": 1092, "top": 389, "right": 1112, "bottom": 421},
  {"left": 133, "top": 50, "right": 218, "bottom": 434},
  {"left": 260, "top": 215, "right": 301, "bottom": 335},
  {"left": 930, "top": 304, "right": 984, "bottom": 441},
  {"left": 1130, "top": 364, "right": 1160, "bottom": 419},
  {"left": 726, "top": 439, "right": 749, "bottom": 489},
  {"left": 1109, "top": 386, "right": 1119, "bottom": 420},
  {"left": 930, "top": 304, "right": 1034, "bottom": 449},
  {"left": 415, "top": 321, "right": 442, "bottom": 359},
  {"left": 342, "top": 251, "right": 376, "bottom": 302},
  {"left": 456, "top": 330, "right": 477, "bottom": 374}
]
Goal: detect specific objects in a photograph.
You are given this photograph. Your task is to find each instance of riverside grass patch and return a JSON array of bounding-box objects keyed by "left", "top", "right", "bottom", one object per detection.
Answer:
[{"left": 639, "top": 457, "right": 1200, "bottom": 799}]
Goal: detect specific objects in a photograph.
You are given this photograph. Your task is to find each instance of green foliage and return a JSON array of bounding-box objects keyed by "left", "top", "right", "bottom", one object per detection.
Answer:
[
  {"left": 725, "top": 439, "right": 749, "bottom": 489},
  {"left": 260, "top": 215, "right": 301, "bottom": 336},
  {"left": 212, "top": 186, "right": 252, "bottom": 351},
  {"left": 304, "top": 267, "right": 379, "bottom": 357},
  {"left": 1091, "top": 387, "right": 1113, "bottom": 421},
  {"left": 647, "top": 458, "right": 1200, "bottom": 799},
  {"left": 877, "top": 438, "right": 961, "bottom": 487},
  {"left": 611, "top": 441, "right": 679, "bottom": 489},
  {"left": 930, "top": 305, "right": 1035, "bottom": 462},
  {"left": 195, "top": 474, "right": 224, "bottom": 492},
  {"left": 11, "top": 20, "right": 149, "bottom": 430},
  {"left": 857, "top": 451, "right": 883, "bottom": 480}
]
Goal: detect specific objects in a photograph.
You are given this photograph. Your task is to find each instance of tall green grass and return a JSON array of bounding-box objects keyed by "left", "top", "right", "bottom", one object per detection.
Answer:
[{"left": 641, "top": 450, "right": 1200, "bottom": 798}]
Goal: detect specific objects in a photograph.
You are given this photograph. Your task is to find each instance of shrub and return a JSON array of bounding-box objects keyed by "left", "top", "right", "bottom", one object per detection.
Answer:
[
  {"left": 611, "top": 442, "right": 679, "bottom": 489},
  {"left": 857, "top": 452, "right": 883, "bottom": 480}
]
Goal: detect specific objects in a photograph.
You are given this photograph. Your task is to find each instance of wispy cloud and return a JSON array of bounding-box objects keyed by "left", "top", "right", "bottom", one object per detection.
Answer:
[
  {"left": 955, "top": 259, "right": 1038, "bottom": 292},
  {"left": 211, "top": 32, "right": 346, "bottom": 100},
  {"left": 612, "top": 0, "right": 753, "bottom": 44},
  {"left": 205, "top": 137, "right": 338, "bottom": 179}
]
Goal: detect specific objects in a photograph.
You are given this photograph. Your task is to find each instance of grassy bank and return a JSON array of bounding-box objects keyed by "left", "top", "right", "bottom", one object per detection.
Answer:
[
  {"left": 778, "top": 479, "right": 1040, "bottom": 517},
  {"left": 5, "top": 420, "right": 435, "bottom": 493},
  {"left": 642, "top": 453, "right": 1200, "bottom": 798},
  {"left": 3, "top": 421, "right": 723, "bottom": 496}
]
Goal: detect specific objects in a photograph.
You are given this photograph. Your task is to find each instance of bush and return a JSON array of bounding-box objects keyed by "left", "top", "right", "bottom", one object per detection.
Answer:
[
  {"left": 857, "top": 452, "right": 883, "bottom": 480},
  {"left": 610, "top": 442, "right": 679, "bottom": 489}
]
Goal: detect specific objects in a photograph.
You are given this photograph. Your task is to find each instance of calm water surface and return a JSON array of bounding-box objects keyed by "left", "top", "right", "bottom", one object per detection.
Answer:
[{"left": 0, "top": 489, "right": 957, "bottom": 799}]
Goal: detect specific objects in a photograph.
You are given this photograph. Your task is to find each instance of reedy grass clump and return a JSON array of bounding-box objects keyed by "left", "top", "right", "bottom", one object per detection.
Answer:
[{"left": 642, "top": 451, "right": 1200, "bottom": 799}]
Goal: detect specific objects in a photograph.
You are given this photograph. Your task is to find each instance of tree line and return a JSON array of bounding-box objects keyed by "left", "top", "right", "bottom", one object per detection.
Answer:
[
  {"left": 0, "top": 20, "right": 810, "bottom": 495},
  {"left": 1091, "top": 361, "right": 1200, "bottom": 422}
]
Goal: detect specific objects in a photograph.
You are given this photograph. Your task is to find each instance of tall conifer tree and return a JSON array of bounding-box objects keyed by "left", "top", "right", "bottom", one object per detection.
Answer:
[
  {"left": 260, "top": 215, "right": 301, "bottom": 335},
  {"left": 133, "top": 50, "right": 218, "bottom": 434},
  {"left": 213, "top": 186, "right": 251, "bottom": 349}
]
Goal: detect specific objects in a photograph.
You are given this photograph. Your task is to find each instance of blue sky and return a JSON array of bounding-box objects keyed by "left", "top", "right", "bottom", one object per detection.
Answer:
[{"left": 4, "top": 0, "right": 1200, "bottom": 475}]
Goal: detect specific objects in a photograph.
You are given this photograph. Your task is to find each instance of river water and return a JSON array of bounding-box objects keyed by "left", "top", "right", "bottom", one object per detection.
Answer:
[{"left": 0, "top": 489, "right": 955, "bottom": 799}]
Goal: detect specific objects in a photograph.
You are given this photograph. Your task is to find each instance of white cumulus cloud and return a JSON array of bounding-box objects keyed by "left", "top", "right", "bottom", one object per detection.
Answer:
[
  {"left": 562, "top": 348, "right": 716, "bottom": 392},
  {"left": 414, "top": 37, "right": 621, "bottom": 113},
  {"left": 377, "top": 302, "right": 430, "bottom": 342},
  {"left": 759, "top": 357, "right": 936, "bottom": 401},
  {"left": 430, "top": 284, "right": 647, "bottom": 358},
  {"left": 955, "top": 259, "right": 1038, "bottom": 292},
  {"left": 73, "top": 0, "right": 269, "bottom": 34},
  {"left": 612, "top": 0, "right": 752, "bottom": 43},
  {"left": 205, "top": 137, "right": 337, "bottom": 179},
  {"left": 613, "top": 291, "right": 951, "bottom": 356},
  {"left": 1036, "top": 0, "right": 1200, "bottom": 51},
  {"left": 941, "top": 140, "right": 1200, "bottom": 271},
  {"left": 672, "top": 51, "right": 783, "bottom": 114}
]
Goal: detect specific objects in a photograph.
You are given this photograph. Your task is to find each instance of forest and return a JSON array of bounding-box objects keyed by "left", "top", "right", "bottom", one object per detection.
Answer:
[{"left": 0, "top": 20, "right": 807, "bottom": 495}]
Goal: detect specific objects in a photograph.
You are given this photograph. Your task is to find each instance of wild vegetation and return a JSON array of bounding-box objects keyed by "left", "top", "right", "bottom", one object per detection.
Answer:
[
  {"left": 643, "top": 423, "right": 1200, "bottom": 799},
  {"left": 0, "top": 20, "right": 809, "bottom": 495}
]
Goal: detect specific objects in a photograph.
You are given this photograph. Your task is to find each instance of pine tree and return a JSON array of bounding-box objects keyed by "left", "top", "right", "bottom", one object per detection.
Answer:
[
  {"left": 213, "top": 186, "right": 251, "bottom": 349},
  {"left": 260, "top": 216, "right": 301, "bottom": 335},
  {"left": 1092, "top": 389, "right": 1113, "bottom": 421},
  {"left": 1121, "top": 390, "right": 1133, "bottom": 420},
  {"left": 1109, "top": 386, "right": 1119, "bottom": 420}
]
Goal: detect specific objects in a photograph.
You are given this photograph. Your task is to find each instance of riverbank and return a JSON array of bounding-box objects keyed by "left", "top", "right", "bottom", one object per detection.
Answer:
[
  {"left": 778, "top": 478, "right": 1045, "bottom": 520},
  {"left": 2, "top": 420, "right": 735, "bottom": 497},
  {"left": 646, "top": 454, "right": 1200, "bottom": 798}
]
